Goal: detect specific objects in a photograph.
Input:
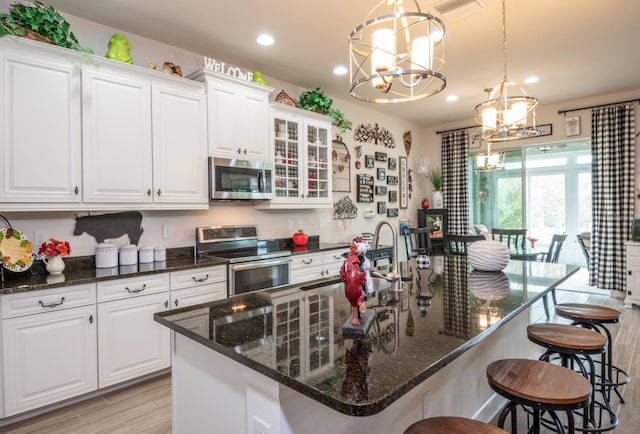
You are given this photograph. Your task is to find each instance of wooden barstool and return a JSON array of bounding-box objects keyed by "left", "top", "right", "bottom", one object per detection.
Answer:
[
  {"left": 555, "top": 303, "right": 630, "bottom": 404},
  {"left": 404, "top": 416, "right": 507, "bottom": 434},
  {"left": 527, "top": 323, "right": 617, "bottom": 432},
  {"left": 487, "top": 359, "right": 591, "bottom": 434}
]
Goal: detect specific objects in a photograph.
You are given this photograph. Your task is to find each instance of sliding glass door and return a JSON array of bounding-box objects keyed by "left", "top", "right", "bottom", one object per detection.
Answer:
[{"left": 469, "top": 141, "right": 591, "bottom": 265}]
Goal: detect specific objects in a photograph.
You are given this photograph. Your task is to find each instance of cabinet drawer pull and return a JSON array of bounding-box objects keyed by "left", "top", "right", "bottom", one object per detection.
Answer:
[
  {"left": 192, "top": 274, "right": 210, "bottom": 283},
  {"left": 89, "top": 314, "right": 94, "bottom": 324},
  {"left": 333, "top": 254, "right": 343, "bottom": 259},
  {"left": 164, "top": 300, "right": 169, "bottom": 308},
  {"left": 126, "top": 284, "right": 147, "bottom": 293},
  {"left": 237, "top": 148, "right": 242, "bottom": 154},
  {"left": 157, "top": 189, "right": 162, "bottom": 196},
  {"left": 147, "top": 189, "right": 152, "bottom": 196},
  {"left": 39, "top": 297, "right": 65, "bottom": 308},
  {"left": 174, "top": 299, "right": 179, "bottom": 307},
  {"left": 74, "top": 186, "right": 79, "bottom": 195},
  {"left": 302, "top": 259, "right": 313, "bottom": 265}
]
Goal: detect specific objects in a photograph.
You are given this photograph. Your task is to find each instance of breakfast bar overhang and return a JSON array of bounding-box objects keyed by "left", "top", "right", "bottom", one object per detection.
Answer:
[{"left": 155, "top": 258, "right": 579, "bottom": 433}]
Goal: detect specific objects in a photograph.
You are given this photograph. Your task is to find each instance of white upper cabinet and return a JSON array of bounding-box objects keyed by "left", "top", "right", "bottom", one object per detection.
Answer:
[
  {"left": 260, "top": 104, "right": 333, "bottom": 209},
  {"left": 0, "top": 41, "right": 82, "bottom": 204},
  {"left": 152, "top": 82, "right": 208, "bottom": 204},
  {"left": 189, "top": 69, "right": 273, "bottom": 161},
  {"left": 82, "top": 65, "right": 154, "bottom": 203},
  {"left": 0, "top": 38, "right": 208, "bottom": 211}
]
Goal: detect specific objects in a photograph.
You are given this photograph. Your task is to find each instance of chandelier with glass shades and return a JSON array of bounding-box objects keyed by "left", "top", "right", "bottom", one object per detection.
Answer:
[
  {"left": 474, "top": 0, "right": 538, "bottom": 141},
  {"left": 474, "top": 141, "right": 505, "bottom": 172},
  {"left": 348, "top": 0, "right": 446, "bottom": 104}
]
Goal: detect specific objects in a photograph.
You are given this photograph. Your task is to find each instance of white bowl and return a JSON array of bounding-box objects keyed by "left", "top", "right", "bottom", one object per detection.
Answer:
[{"left": 468, "top": 240, "right": 510, "bottom": 271}]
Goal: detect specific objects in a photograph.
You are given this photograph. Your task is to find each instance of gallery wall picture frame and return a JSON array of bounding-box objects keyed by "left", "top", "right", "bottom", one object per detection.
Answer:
[
  {"left": 375, "top": 151, "right": 388, "bottom": 162},
  {"left": 565, "top": 116, "right": 580, "bottom": 136},
  {"left": 387, "top": 208, "right": 398, "bottom": 217},
  {"left": 536, "top": 124, "right": 553, "bottom": 137},
  {"left": 388, "top": 190, "right": 397, "bottom": 202},
  {"left": 377, "top": 167, "right": 386, "bottom": 180},
  {"left": 375, "top": 185, "right": 387, "bottom": 195},
  {"left": 365, "top": 155, "right": 374, "bottom": 168},
  {"left": 377, "top": 202, "right": 386, "bottom": 214},
  {"left": 387, "top": 175, "right": 398, "bottom": 185},
  {"left": 399, "top": 156, "right": 408, "bottom": 209},
  {"left": 388, "top": 157, "right": 397, "bottom": 170}
]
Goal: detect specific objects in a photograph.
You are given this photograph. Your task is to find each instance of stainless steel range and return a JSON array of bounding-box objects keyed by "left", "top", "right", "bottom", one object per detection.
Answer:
[{"left": 196, "top": 225, "right": 292, "bottom": 297}]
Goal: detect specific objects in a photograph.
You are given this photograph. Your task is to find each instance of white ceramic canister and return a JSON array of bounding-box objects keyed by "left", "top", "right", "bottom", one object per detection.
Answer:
[
  {"left": 154, "top": 246, "right": 166, "bottom": 262},
  {"left": 138, "top": 246, "right": 154, "bottom": 264},
  {"left": 119, "top": 244, "right": 138, "bottom": 266},
  {"left": 95, "top": 242, "right": 118, "bottom": 268}
]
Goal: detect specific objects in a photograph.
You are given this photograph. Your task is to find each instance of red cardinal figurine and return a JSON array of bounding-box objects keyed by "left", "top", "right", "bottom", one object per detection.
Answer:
[{"left": 340, "top": 242, "right": 367, "bottom": 325}]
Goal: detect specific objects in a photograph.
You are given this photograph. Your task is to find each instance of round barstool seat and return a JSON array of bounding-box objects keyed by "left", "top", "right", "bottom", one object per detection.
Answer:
[
  {"left": 487, "top": 359, "right": 591, "bottom": 434},
  {"left": 555, "top": 303, "right": 630, "bottom": 404},
  {"left": 404, "top": 416, "right": 507, "bottom": 434},
  {"left": 527, "top": 323, "right": 617, "bottom": 432}
]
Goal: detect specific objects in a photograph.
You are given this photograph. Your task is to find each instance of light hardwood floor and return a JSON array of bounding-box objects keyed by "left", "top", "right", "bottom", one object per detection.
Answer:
[{"left": 1, "top": 281, "right": 638, "bottom": 433}]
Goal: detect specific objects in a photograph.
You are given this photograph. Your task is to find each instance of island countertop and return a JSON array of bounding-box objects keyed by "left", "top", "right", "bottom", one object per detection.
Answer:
[{"left": 155, "top": 257, "right": 579, "bottom": 417}]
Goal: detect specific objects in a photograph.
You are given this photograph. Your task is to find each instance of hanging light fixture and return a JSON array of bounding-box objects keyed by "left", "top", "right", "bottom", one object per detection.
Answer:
[
  {"left": 474, "top": 141, "right": 505, "bottom": 172},
  {"left": 348, "top": 0, "right": 446, "bottom": 104},
  {"left": 474, "top": 0, "right": 538, "bottom": 141}
]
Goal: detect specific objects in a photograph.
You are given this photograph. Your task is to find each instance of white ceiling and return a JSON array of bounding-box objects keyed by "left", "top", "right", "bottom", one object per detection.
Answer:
[{"left": 46, "top": 0, "right": 640, "bottom": 126}]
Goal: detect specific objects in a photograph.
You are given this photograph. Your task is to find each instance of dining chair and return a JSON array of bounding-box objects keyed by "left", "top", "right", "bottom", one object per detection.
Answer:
[
  {"left": 539, "top": 233, "right": 568, "bottom": 263},
  {"left": 446, "top": 234, "right": 485, "bottom": 256},
  {"left": 576, "top": 232, "right": 591, "bottom": 269},
  {"left": 491, "top": 228, "right": 527, "bottom": 250},
  {"left": 403, "top": 227, "right": 433, "bottom": 259}
]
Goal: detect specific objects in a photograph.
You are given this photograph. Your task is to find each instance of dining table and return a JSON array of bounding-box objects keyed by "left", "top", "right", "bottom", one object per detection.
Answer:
[{"left": 509, "top": 247, "right": 540, "bottom": 261}]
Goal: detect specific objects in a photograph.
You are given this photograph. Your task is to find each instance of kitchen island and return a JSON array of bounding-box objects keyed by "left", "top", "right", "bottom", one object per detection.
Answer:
[{"left": 155, "top": 258, "right": 579, "bottom": 433}]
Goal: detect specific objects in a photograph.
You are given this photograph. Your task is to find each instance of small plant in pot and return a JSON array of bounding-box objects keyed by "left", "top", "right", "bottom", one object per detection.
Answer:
[
  {"left": 0, "top": 1, "right": 93, "bottom": 57},
  {"left": 427, "top": 167, "right": 444, "bottom": 208}
]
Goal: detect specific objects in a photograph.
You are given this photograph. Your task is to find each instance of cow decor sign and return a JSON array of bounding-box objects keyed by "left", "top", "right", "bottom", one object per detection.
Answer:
[{"left": 74, "top": 211, "right": 144, "bottom": 245}]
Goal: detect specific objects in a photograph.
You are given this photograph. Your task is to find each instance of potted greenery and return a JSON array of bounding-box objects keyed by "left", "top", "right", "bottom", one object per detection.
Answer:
[
  {"left": 0, "top": 1, "right": 93, "bottom": 57},
  {"left": 297, "top": 87, "right": 352, "bottom": 133},
  {"left": 427, "top": 167, "right": 443, "bottom": 208}
]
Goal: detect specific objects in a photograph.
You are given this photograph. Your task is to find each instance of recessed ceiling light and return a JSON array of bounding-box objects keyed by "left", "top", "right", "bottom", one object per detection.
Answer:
[
  {"left": 333, "top": 65, "right": 348, "bottom": 75},
  {"left": 256, "top": 34, "right": 274, "bottom": 46},
  {"left": 524, "top": 76, "right": 539, "bottom": 84},
  {"left": 446, "top": 95, "right": 458, "bottom": 102}
]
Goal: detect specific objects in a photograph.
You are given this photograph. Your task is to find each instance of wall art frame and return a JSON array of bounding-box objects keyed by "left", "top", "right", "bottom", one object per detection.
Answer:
[
  {"left": 365, "top": 155, "right": 375, "bottom": 168},
  {"left": 388, "top": 157, "right": 397, "bottom": 170},
  {"left": 387, "top": 208, "right": 398, "bottom": 217},
  {"left": 399, "top": 156, "right": 408, "bottom": 209},
  {"left": 387, "top": 175, "right": 398, "bottom": 185},
  {"left": 377, "top": 167, "right": 386, "bottom": 180},
  {"left": 375, "top": 151, "right": 388, "bottom": 162}
]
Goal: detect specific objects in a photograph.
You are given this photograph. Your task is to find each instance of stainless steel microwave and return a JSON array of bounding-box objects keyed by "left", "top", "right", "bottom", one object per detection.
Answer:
[{"left": 209, "top": 157, "right": 272, "bottom": 200}]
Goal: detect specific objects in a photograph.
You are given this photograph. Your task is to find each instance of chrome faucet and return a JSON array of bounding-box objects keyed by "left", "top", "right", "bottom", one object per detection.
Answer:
[{"left": 371, "top": 220, "right": 401, "bottom": 293}]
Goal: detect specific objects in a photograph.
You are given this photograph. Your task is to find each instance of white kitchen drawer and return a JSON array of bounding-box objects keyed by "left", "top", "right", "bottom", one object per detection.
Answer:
[
  {"left": 97, "top": 274, "right": 170, "bottom": 302},
  {"left": 170, "top": 265, "right": 226, "bottom": 290},
  {"left": 171, "top": 281, "right": 226, "bottom": 309},
  {"left": 2, "top": 284, "right": 96, "bottom": 319},
  {"left": 323, "top": 249, "right": 347, "bottom": 267},
  {"left": 291, "top": 253, "right": 323, "bottom": 270}
]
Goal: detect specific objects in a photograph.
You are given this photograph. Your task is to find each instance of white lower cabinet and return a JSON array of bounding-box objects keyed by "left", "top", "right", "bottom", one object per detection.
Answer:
[
  {"left": 2, "top": 285, "right": 97, "bottom": 416},
  {"left": 170, "top": 265, "right": 227, "bottom": 309},
  {"left": 625, "top": 241, "right": 640, "bottom": 308},
  {"left": 291, "top": 249, "right": 347, "bottom": 285},
  {"left": 97, "top": 276, "right": 170, "bottom": 388}
]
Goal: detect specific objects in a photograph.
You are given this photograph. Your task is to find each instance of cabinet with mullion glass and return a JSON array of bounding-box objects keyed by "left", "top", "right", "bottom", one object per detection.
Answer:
[
  {"left": 305, "top": 293, "right": 334, "bottom": 379},
  {"left": 273, "top": 117, "right": 300, "bottom": 198},
  {"left": 273, "top": 294, "right": 302, "bottom": 378}
]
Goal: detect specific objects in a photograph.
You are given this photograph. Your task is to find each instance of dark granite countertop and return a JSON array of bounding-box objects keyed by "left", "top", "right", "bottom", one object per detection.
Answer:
[
  {"left": 154, "top": 257, "right": 579, "bottom": 417},
  {"left": 0, "top": 239, "right": 352, "bottom": 295}
]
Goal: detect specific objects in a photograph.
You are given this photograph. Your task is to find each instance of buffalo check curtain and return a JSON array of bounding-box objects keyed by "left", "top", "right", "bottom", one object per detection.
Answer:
[
  {"left": 441, "top": 130, "right": 469, "bottom": 235},
  {"left": 590, "top": 104, "right": 636, "bottom": 291}
]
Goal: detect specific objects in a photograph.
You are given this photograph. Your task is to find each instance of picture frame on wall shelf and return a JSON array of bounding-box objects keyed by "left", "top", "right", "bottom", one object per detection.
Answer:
[
  {"left": 565, "top": 116, "right": 580, "bottom": 136},
  {"left": 365, "top": 155, "right": 374, "bottom": 168},
  {"left": 388, "top": 157, "right": 397, "bottom": 170},
  {"left": 399, "top": 156, "right": 408, "bottom": 209},
  {"left": 375, "top": 152, "right": 388, "bottom": 162},
  {"left": 375, "top": 185, "right": 387, "bottom": 195},
  {"left": 377, "top": 167, "right": 386, "bottom": 180}
]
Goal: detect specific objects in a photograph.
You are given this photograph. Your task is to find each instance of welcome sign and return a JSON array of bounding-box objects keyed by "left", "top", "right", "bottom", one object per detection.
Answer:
[{"left": 203, "top": 56, "right": 253, "bottom": 82}]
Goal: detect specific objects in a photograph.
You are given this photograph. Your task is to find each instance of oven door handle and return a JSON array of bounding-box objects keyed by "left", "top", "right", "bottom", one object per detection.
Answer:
[{"left": 230, "top": 257, "right": 292, "bottom": 272}]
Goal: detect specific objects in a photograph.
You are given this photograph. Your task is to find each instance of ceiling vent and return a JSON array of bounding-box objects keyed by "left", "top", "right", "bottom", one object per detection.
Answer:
[{"left": 433, "top": 0, "right": 487, "bottom": 21}]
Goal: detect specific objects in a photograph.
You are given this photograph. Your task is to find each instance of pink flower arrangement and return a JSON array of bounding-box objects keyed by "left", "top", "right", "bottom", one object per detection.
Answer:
[{"left": 38, "top": 238, "right": 71, "bottom": 257}]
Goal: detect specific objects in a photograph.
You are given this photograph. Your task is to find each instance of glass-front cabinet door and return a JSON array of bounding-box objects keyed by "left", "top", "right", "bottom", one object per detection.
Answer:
[{"left": 266, "top": 104, "right": 332, "bottom": 208}]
